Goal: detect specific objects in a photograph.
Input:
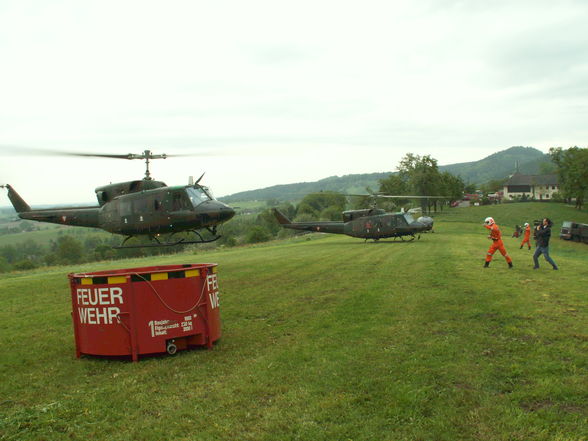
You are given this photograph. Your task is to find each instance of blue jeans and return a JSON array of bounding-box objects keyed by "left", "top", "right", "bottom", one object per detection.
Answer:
[{"left": 533, "top": 246, "right": 558, "bottom": 269}]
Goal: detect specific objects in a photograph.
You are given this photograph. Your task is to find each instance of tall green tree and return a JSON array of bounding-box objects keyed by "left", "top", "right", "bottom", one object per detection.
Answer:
[
  {"left": 52, "top": 235, "right": 84, "bottom": 264},
  {"left": 397, "top": 153, "right": 441, "bottom": 196},
  {"left": 378, "top": 154, "right": 465, "bottom": 212},
  {"left": 396, "top": 153, "right": 446, "bottom": 211},
  {"left": 379, "top": 174, "right": 408, "bottom": 195},
  {"left": 378, "top": 174, "right": 410, "bottom": 209},
  {"left": 549, "top": 146, "right": 588, "bottom": 209},
  {"left": 296, "top": 192, "right": 346, "bottom": 220},
  {"left": 440, "top": 172, "right": 465, "bottom": 202}
]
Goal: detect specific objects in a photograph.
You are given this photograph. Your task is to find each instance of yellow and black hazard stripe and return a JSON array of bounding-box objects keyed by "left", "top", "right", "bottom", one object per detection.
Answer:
[{"left": 74, "top": 266, "right": 216, "bottom": 285}]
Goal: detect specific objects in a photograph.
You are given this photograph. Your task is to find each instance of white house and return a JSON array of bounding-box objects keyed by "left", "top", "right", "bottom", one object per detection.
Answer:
[{"left": 503, "top": 173, "right": 559, "bottom": 200}]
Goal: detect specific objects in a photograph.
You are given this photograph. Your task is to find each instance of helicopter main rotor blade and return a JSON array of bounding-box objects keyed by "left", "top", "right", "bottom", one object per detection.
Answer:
[
  {"left": 345, "top": 194, "right": 446, "bottom": 199},
  {"left": 0, "top": 145, "right": 207, "bottom": 159},
  {"left": 194, "top": 172, "right": 206, "bottom": 185},
  {"left": 375, "top": 195, "right": 446, "bottom": 199},
  {"left": 65, "top": 152, "right": 143, "bottom": 159}
]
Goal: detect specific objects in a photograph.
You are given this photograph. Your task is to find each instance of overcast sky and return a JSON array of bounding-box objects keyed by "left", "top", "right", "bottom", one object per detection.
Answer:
[{"left": 1, "top": 0, "right": 587, "bottom": 205}]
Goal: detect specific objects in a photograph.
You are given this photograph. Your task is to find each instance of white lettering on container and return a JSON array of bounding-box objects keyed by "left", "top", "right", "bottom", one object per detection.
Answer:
[
  {"left": 207, "top": 275, "right": 220, "bottom": 309},
  {"left": 148, "top": 320, "right": 180, "bottom": 337},
  {"left": 76, "top": 287, "right": 124, "bottom": 325}
]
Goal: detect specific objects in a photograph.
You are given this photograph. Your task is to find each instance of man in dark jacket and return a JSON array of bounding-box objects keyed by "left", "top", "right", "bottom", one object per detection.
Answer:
[{"left": 533, "top": 218, "right": 558, "bottom": 270}]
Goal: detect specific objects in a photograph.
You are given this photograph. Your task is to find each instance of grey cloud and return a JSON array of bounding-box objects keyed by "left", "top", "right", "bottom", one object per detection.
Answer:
[{"left": 486, "top": 14, "right": 588, "bottom": 89}]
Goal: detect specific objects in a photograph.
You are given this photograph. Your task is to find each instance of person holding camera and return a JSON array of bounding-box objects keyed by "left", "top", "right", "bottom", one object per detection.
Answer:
[{"left": 533, "top": 218, "right": 558, "bottom": 270}]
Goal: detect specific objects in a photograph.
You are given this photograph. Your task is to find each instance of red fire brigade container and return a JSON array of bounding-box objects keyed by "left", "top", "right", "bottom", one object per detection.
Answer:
[{"left": 68, "top": 264, "right": 221, "bottom": 361}]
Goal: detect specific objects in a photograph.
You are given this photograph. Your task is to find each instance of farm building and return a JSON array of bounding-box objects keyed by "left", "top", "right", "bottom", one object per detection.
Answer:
[{"left": 503, "top": 172, "right": 559, "bottom": 200}]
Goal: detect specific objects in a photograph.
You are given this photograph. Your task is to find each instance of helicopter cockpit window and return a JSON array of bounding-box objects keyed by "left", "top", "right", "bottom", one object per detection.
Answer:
[
  {"left": 200, "top": 186, "right": 215, "bottom": 200},
  {"left": 402, "top": 214, "right": 415, "bottom": 225},
  {"left": 186, "top": 187, "right": 212, "bottom": 207},
  {"left": 172, "top": 191, "right": 192, "bottom": 211}
]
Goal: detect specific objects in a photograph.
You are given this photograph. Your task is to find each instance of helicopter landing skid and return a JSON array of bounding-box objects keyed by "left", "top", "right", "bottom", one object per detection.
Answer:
[{"left": 113, "top": 231, "right": 221, "bottom": 249}]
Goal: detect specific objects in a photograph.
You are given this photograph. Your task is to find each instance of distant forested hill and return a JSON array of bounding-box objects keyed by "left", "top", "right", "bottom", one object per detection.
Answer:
[
  {"left": 439, "top": 146, "right": 549, "bottom": 184},
  {"left": 218, "top": 146, "right": 551, "bottom": 203},
  {"left": 220, "top": 172, "right": 391, "bottom": 203}
]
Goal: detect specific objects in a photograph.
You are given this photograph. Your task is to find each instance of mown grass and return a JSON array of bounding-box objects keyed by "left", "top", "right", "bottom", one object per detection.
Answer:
[{"left": 0, "top": 202, "right": 587, "bottom": 441}]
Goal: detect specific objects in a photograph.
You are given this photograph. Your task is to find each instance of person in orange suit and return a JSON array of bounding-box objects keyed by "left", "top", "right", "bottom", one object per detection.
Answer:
[
  {"left": 483, "top": 217, "right": 513, "bottom": 268},
  {"left": 520, "top": 222, "right": 532, "bottom": 250}
]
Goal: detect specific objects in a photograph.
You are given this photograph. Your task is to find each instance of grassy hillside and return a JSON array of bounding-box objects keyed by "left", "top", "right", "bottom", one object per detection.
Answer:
[
  {"left": 1, "top": 202, "right": 587, "bottom": 441},
  {"left": 434, "top": 201, "right": 587, "bottom": 229},
  {"left": 0, "top": 225, "right": 93, "bottom": 247}
]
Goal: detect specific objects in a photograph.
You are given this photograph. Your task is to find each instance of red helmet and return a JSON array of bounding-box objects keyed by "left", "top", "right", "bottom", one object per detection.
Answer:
[{"left": 484, "top": 217, "right": 494, "bottom": 226}]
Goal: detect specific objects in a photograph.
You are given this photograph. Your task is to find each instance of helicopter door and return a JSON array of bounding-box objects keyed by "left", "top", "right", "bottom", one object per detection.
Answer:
[
  {"left": 132, "top": 197, "right": 150, "bottom": 233},
  {"left": 118, "top": 197, "right": 152, "bottom": 234},
  {"left": 387, "top": 215, "right": 397, "bottom": 229},
  {"left": 119, "top": 199, "right": 134, "bottom": 234},
  {"left": 146, "top": 194, "right": 164, "bottom": 231}
]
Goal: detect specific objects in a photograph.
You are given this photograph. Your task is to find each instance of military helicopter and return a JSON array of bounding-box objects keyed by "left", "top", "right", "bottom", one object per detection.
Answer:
[
  {"left": 273, "top": 195, "right": 440, "bottom": 241},
  {"left": 1, "top": 149, "right": 235, "bottom": 248}
]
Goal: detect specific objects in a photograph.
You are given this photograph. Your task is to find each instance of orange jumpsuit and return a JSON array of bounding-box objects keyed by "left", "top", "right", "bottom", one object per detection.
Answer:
[
  {"left": 485, "top": 223, "right": 512, "bottom": 264},
  {"left": 520, "top": 225, "right": 531, "bottom": 249}
]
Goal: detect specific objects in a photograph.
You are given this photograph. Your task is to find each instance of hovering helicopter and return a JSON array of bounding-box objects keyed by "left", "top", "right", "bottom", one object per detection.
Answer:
[
  {"left": 273, "top": 195, "right": 440, "bottom": 241},
  {"left": 1, "top": 149, "right": 235, "bottom": 248}
]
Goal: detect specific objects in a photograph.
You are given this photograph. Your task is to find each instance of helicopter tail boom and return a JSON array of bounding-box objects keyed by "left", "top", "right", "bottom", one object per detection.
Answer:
[
  {"left": 2, "top": 184, "right": 102, "bottom": 227},
  {"left": 2, "top": 184, "right": 31, "bottom": 213},
  {"left": 272, "top": 209, "right": 345, "bottom": 234}
]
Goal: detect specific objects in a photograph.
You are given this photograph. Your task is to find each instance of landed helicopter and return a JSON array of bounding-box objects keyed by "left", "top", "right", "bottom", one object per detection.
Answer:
[
  {"left": 1, "top": 150, "right": 235, "bottom": 248},
  {"left": 273, "top": 195, "right": 440, "bottom": 242}
]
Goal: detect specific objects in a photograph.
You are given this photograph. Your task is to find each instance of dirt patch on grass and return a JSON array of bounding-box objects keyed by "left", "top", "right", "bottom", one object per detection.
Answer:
[{"left": 520, "top": 399, "right": 553, "bottom": 412}]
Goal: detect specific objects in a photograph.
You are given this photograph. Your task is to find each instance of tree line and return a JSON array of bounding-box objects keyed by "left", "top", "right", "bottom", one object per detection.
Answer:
[{"left": 549, "top": 146, "right": 588, "bottom": 210}]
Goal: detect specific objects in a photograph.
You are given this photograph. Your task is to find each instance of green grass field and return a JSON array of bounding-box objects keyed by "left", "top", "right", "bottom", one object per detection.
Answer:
[
  {"left": 1, "top": 202, "right": 587, "bottom": 441},
  {"left": 0, "top": 225, "right": 94, "bottom": 248}
]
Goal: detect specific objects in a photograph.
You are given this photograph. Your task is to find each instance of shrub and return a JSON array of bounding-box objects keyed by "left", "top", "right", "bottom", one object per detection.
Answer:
[
  {"left": 13, "top": 259, "right": 39, "bottom": 270},
  {"left": 245, "top": 226, "right": 272, "bottom": 244}
]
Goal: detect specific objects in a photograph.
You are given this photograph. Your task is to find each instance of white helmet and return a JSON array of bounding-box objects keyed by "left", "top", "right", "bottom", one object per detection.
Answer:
[
  {"left": 484, "top": 217, "right": 495, "bottom": 226},
  {"left": 524, "top": 222, "right": 529, "bottom": 227}
]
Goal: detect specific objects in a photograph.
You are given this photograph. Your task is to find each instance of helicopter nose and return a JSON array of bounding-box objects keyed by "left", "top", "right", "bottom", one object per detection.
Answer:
[{"left": 219, "top": 203, "right": 235, "bottom": 223}]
